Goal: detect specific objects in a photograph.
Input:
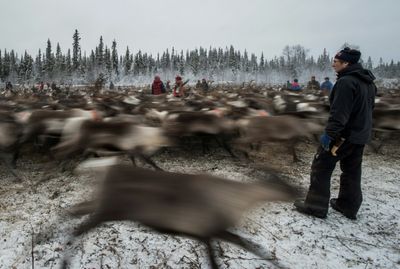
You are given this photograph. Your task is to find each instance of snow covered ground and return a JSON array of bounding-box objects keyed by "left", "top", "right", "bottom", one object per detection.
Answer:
[{"left": 0, "top": 141, "right": 399, "bottom": 269}]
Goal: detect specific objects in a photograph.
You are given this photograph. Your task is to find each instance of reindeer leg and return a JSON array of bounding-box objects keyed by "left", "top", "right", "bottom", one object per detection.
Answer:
[
  {"left": 138, "top": 153, "right": 163, "bottom": 171},
  {"left": 0, "top": 152, "right": 21, "bottom": 181},
  {"left": 223, "top": 142, "right": 237, "bottom": 158},
  {"left": 289, "top": 140, "right": 300, "bottom": 162},
  {"left": 11, "top": 148, "right": 19, "bottom": 168},
  {"left": 201, "top": 137, "right": 210, "bottom": 154},
  {"left": 60, "top": 228, "right": 88, "bottom": 269},
  {"left": 69, "top": 200, "right": 96, "bottom": 216},
  {"left": 202, "top": 239, "right": 219, "bottom": 269},
  {"left": 216, "top": 137, "right": 238, "bottom": 158},
  {"left": 229, "top": 141, "right": 251, "bottom": 160},
  {"left": 312, "top": 133, "right": 319, "bottom": 143},
  {"left": 368, "top": 140, "right": 382, "bottom": 154},
  {"left": 73, "top": 215, "right": 102, "bottom": 237},
  {"left": 127, "top": 152, "right": 137, "bottom": 166},
  {"left": 217, "top": 231, "right": 286, "bottom": 269},
  {"left": 250, "top": 142, "right": 262, "bottom": 151}
]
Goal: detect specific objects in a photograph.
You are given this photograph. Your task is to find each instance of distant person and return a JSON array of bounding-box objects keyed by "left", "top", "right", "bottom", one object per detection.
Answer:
[
  {"left": 51, "top": 82, "right": 58, "bottom": 90},
  {"left": 320, "top": 77, "right": 334, "bottom": 95},
  {"left": 196, "top": 80, "right": 201, "bottom": 89},
  {"left": 200, "top": 78, "right": 209, "bottom": 91},
  {"left": 173, "top": 76, "right": 186, "bottom": 97},
  {"left": 5, "top": 81, "right": 13, "bottom": 90},
  {"left": 290, "top": 79, "right": 301, "bottom": 91},
  {"left": 307, "top": 76, "right": 320, "bottom": 90},
  {"left": 166, "top": 80, "right": 171, "bottom": 92},
  {"left": 151, "top": 75, "right": 166, "bottom": 95},
  {"left": 109, "top": 81, "right": 115, "bottom": 90},
  {"left": 286, "top": 80, "right": 291, "bottom": 90}
]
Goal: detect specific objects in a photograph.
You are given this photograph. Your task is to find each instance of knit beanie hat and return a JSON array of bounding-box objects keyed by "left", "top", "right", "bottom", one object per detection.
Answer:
[{"left": 334, "top": 47, "right": 361, "bottom": 64}]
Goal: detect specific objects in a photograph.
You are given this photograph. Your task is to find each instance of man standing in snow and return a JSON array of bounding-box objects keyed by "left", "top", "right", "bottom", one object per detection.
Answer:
[{"left": 294, "top": 47, "right": 376, "bottom": 220}]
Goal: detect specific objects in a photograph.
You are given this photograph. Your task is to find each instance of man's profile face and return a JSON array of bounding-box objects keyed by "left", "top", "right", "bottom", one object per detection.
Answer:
[{"left": 332, "top": 59, "right": 349, "bottom": 73}]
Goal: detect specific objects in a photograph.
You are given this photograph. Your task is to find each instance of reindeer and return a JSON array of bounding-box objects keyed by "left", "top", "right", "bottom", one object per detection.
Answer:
[
  {"left": 369, "top": 108, "right": 400, "bottom": 153},
  {"left": 59, "top": 164, "right": 300, "bottom": 269},
  {"left": 162, "top": 110, "right": 239, "bottom": 157},
  {"left": 0, "top": 111, "right": 23, "bottom": 180},
  {"left": 236, "top": 115, "right": 324, "bottom": 162},
  {"left": 52, "top": 118, "right": 171, "bottom": 170},
  {"left": 17, "top": 108, "right": 101, "bottom": 150}
]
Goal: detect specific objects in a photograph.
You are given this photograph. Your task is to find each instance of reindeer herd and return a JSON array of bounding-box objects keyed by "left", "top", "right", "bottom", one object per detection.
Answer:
[{"left": 1, "top": 84, "right": 399, "bottom": 268}]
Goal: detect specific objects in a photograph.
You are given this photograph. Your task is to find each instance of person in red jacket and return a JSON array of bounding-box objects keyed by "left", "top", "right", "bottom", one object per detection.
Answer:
[
  {"left": 151, "top": 75, "right": 166, "bottom": 95},
  {"left": 173, "top": 76, "right": 186, "bottom": 97}
]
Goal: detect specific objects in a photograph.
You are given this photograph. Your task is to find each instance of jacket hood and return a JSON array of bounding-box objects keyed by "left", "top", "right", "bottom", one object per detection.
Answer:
[{"left": 338, "top": 63, "right": 375, "bottom": 83}]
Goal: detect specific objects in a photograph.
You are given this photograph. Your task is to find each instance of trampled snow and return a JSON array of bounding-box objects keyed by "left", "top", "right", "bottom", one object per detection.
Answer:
[{"left": 0, "top": 142, "right": 399, "bottom": 269}]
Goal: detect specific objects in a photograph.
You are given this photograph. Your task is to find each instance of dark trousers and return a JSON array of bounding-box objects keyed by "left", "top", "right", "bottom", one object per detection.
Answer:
[{"left": 305, "top": 142, "right": 365, "bottom": 215}]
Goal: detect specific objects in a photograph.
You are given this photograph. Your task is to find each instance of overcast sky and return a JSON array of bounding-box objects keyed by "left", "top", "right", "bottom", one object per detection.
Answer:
[{"left": 1, "top": 0, "right": 399, "bottom": 64}]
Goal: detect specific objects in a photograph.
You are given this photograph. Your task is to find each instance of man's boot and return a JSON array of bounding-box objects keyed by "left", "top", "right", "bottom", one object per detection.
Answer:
[
  {"left": 294, "top": 200, "right": 327, "bottom": 219},
  {"left": 330, "top": 198, "right": 357, "bottom": 220}
]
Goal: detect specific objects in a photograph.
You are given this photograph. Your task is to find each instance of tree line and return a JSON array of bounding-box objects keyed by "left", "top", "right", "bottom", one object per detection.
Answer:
[{"left": 1, "top": 29, "right": 399, "bottom": 85}]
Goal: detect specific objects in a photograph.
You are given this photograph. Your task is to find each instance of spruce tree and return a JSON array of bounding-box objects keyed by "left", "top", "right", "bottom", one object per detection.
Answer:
[
  {"left": 35, "top": 49, "right": 43, "bottom": 80},
  {"left": 72, "top": 29, "right": 81, "bottom": 71},
  {"left": 55, "top": 43, "right": 63, "bottom": 76},
  {"left": 65, "top": 49, "right": 72, "bottom": 76},
  {"left": 179, "top": 50, "right": 185, "bottom": 75},
  {"left": 242, "top": 50, "right": 250, "bottom": 72},
  {"left": 199, "top": 46, "right": 208, "bottom": 72},
  {"left": 228, "top": 45, "right": 236, "bottom": 74},
  {"left": 9, "top": 50, "right": 18, "bottom": 80},
  {"left": 105, "top": 47, "right": 112, "bottom": 75},
  {"left": 96, "top": 36, "right": 105, "bottom": 70},
  {"left": 0, "top": 50, "right": 3, "bottom": 81},
  {"left": 366, "top": 56, "right": 373, "bottom": 70},
  {"left": 111, "top": 39, "right": 119, "bottom": 76},
  {"left": 45, "top": 39, "right": 55, "bottom": 77},
  {"left": 18, "top": 53, "right": 25, "bottom": 82},
  {"left": 189, "top": 49, "right": 199, "bottom": 76},
  {"left": 259, "top": 53, "right": 265, "bottom": 72},
  {"left": 22, "top": 51, "right": 34, "bottom": 81},
  {"left": 165, "top": 49, "right": 170, "bottom": 70},
  {"left": 155, "top": 53, "right": 160, "bottom": 72},
  {"left": 133, "top": 50, "right": 143, "bottom": 75},
  {"left": 124, "top": 46, "right": 131, "bottom": 75},
  {"left": 2, "top": 50, "right": 10, "bottom": 79},
  {"left": 250, "top": 53, "right": 258, "bottom": 73}
]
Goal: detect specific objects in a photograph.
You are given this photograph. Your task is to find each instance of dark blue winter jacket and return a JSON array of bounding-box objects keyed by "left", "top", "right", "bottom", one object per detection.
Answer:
[{"left": 321, "top": 80, "right": 333, "bottom": 91}]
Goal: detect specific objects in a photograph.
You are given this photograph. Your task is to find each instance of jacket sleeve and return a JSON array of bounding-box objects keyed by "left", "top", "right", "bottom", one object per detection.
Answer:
[{"left": 325, "top": 79, "right": 355, "bottom": 138}]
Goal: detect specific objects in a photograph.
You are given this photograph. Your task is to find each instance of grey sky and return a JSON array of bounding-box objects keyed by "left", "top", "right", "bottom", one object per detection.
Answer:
[{"left": 1, "top": 0, "right": 399, "bottom": 64}]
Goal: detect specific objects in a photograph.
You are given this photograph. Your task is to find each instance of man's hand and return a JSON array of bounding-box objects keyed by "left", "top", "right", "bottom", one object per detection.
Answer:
[{"left": 320, "top": 133, "right": 333, "bottom": 151}]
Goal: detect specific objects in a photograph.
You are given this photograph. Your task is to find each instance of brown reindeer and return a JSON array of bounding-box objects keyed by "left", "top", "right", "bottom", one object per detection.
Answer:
[
  {"left": 236, "top": 115, "right": 324, "bottom": 162},
  {"left": 60, "top": 164, "right": 299, "bottom": 269},
  {"left": 0, "top": 112, "right": 23, "bottom": 180},
  {"left": 162, "top": 110, "right": 240, "bottom": 157},
  {"left": 369, "top": 108, "right": 400, "bottom": 153},
  {"left": 17, "top": 108, "right": 101, "bottom": 148},
  {"left": 53, "top": 119, "right": 171, "bottom": 170}
]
